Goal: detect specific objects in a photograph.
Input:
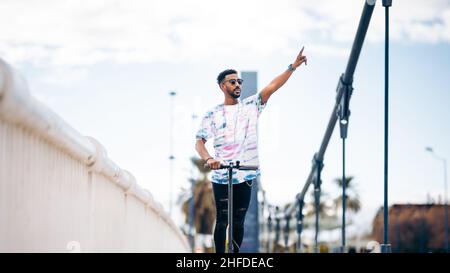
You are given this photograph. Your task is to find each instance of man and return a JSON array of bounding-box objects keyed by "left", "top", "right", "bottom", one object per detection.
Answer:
[{"left": 195, "top": 47, "right": 307, "bottom": 253}]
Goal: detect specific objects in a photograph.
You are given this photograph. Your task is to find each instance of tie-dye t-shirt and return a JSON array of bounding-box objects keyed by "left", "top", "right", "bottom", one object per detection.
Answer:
[{"left": 196, "top": 93, "right": 266, "bottom": 184}]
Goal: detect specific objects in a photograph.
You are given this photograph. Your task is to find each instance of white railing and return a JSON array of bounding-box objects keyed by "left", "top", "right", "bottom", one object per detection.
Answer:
[{"left": 0, "top": 59, "right": 190, "bottom": 252}]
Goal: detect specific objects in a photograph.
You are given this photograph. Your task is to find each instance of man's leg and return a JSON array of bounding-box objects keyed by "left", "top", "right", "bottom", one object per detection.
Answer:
[
  {"left": 212, "top": 183, "right": 228, "bottom": 253},
  {"left": 231, "top": 180, "right": 253, "bottom": 253}
]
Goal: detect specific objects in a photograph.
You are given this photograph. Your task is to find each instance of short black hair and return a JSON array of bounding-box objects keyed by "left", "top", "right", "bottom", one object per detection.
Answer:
[{"left": 217, "top": 69, "right": 237, "bottom": 85}]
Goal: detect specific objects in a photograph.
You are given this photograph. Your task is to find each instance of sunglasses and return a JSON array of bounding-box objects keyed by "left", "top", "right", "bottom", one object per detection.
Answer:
[{"left": 223, "top": 79, "right": 244, "bottom": 85}]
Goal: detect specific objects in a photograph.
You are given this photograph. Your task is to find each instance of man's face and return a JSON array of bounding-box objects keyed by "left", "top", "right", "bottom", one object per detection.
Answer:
[{"left": 220, "top": 73, "right": 242, "bottom": 99}]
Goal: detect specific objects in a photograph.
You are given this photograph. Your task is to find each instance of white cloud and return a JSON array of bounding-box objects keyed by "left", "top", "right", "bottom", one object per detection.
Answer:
[
  {"left": 0, "top": 0, "right": 448, "bottom": 69},
  {"left": 40, "top": 66, "right": 89, "bottom": 86}
]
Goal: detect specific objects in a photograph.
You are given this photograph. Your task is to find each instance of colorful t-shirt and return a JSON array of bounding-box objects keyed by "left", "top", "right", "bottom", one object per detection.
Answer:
[{"left": 196, "top": 93, "right": 266, "bottom": 184}]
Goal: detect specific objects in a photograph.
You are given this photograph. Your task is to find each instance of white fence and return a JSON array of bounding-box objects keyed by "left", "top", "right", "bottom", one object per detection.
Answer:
[{"left": 0, "top": 59, "right": 189, "bottom": 252}]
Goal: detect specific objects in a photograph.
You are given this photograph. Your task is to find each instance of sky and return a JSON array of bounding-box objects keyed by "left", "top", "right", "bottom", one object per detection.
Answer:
[{"left": 1, "top": 0, "right": 450, "bottom": 238}]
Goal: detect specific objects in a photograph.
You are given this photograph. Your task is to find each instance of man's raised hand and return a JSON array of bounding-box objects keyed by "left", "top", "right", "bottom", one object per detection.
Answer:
[{"left": 293, "top": 46, "right": 307, "bottom": 68}]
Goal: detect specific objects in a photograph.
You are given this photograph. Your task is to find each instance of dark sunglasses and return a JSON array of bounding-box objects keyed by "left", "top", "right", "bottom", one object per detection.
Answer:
[{"left": 223, "top": 79, "right": 244, "bottom": 85}]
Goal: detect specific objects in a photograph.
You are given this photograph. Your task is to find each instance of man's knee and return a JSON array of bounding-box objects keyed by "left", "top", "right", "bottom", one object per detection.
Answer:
[
  {"left": 233, "top": 207, "right": 248, "bottom": 227},
  {"left": 216, "top": 209, "right": 229, "bottom": 229}
]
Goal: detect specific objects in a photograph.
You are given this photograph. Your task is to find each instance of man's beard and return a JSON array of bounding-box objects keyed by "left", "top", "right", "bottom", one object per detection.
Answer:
[{"left": 229, "top": 88, "right": 241, "bottom": 99}]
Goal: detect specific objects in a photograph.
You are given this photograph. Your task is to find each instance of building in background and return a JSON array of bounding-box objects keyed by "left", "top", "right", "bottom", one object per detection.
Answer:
[
  {"left": 239, "top": 71, "right": 261, "bottom": 253},
  {"left": 372, "top": 204, "right": 450, "bottom": 253}
]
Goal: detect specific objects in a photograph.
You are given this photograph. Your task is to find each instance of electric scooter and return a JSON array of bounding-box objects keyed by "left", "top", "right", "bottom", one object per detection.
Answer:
[{"left": 205, "top": 160, "right": 259, "bottom": 253}]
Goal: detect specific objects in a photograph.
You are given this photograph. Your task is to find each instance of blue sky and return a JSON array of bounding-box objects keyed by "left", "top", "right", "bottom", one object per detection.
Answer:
[{"left": 1, "top": 0, "right": 450, "bottom": 236}]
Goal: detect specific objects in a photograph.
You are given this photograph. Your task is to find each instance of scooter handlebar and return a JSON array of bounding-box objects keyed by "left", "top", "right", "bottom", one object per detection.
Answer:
[
  {"left": 203, "top": 163, "right": 228, "bottom": 169},
  {"left": 203, "top": 162, "right": 259, "bottom": 170},
  {"left": 238, "top": 165, "right": 259, "bottom": 171}
]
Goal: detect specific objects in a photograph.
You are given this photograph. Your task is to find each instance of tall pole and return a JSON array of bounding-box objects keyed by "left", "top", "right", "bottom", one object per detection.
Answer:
[
  {"left": 189, "top": 113, "right": 197, "bottom": 251},
  {"left": 382, "top": 0, "right": 392, "bottom": 253},
  {"left": 168, "top": 91, "right": 176, "bottom": 217},
  {"left": 338, "top": 72, "right": 352, "bottom": 252},
  {"left": 314, "top": 154, "right": 323, "bottom": 253},
  {"left": 227, "top": 163, "right": 234, "bottom": 253},
  {"left": 383, "top": 1, "right": 389, "bottom": 251},
  {"left": 342, "top": 139, "right": 347, "bottom": 252},
  {"left": 444, "top": 159, "right": 449, "bottom": 253},
  {"left": 426, "top": 147, "right": 449, "bottom": 252}
]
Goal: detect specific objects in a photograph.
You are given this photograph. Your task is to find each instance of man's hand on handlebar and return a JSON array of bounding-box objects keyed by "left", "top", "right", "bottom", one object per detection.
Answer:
[{"left": 206, "top": 158, "right": 221, "bottom": 170}]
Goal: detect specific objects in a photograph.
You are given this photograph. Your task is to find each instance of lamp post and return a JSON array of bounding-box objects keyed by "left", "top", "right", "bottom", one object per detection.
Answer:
[
  {"left": 188, "top": 113, "right": 198, "bottom": 251},
  {"left": 426, "top": 147, "right": 449, "bottom": 252},
  {"left": 168, "top": 91, "right": 176, "bottom": 216}
]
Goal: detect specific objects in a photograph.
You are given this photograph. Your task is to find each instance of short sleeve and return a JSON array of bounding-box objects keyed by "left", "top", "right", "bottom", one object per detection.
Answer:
[
  {"left": 196, "top": 110, "right": 214, "bottom": 141},
  {"left": 256, "top": 92, "right": 267, "bottom": 116},
  {"left": 242, "top": 93, "right": 267, "bottom": 118}
]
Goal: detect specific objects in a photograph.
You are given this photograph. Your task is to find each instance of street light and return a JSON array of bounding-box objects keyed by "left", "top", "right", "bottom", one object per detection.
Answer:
[
  {"left": 425, "top": 146, "right": 449, "bottom": 252},
  {"left": 168, "top": 91, "right": 176, "bottom": 217},
  {"left": 187, "top": 113, "right": 198, "bottom": 252}
]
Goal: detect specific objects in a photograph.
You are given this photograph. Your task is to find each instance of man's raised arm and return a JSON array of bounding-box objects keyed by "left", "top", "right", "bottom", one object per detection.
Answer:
[{"left": 260, "top": 46, "right": 307, "bottom": 104}]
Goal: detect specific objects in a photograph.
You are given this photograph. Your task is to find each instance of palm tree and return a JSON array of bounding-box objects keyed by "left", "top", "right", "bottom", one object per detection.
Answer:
[
  {"left": 305, "top": 190, "right": 334, "bottom": 217},
  {"left": 181, "top": 157, "right": 216, "bottom": 235},
  {"left": 333, "top": 176, "right": 361, "bottom": 214}
]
